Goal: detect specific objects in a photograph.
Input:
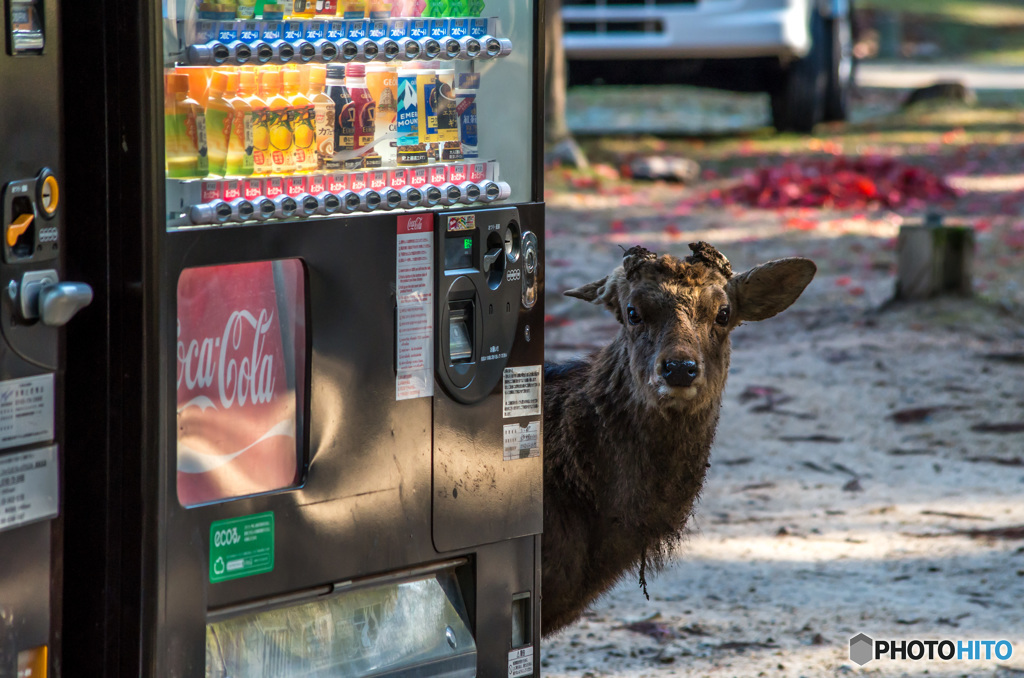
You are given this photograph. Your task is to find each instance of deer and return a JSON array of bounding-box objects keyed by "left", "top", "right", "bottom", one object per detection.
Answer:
[{"left": 541, "top": 242, "right": 816, "bottom": 635}]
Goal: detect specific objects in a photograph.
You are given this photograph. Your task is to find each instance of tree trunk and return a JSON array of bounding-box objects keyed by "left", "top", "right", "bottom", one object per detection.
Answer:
[{"left": 544, "top": 0, "right": 588, "bottom": 167}]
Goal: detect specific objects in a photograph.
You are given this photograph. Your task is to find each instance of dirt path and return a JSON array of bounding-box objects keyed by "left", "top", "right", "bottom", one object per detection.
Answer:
[{"left": 540, "top": 107, "right": 1024, "bottom": 675}]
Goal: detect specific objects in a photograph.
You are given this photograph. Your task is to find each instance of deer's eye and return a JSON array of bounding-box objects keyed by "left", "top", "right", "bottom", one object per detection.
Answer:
[
  {"left": 715, "top": 306, "right": 731, "bottom": 326},
  {"left": 626, "top": 305, "right": 642, "bottom": 326}
]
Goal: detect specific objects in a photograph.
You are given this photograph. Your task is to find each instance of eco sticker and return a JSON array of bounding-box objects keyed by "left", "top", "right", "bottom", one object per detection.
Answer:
[{"left": 210, "top": 511, "right": 274, "bottom": 583}]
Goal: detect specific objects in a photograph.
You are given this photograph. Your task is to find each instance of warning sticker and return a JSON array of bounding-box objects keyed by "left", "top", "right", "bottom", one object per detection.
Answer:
[
  {"left": 503, "top": 365, "right": 541, "bottom": 418},
  {"left": 0, "top": 374, "right": 54, "bottom": 451},
  {"left": 0, "top": 445, "right": 59, "bottom": 533},
  {"left": 503, "top": 421, "right": 540, "bottom": 461},
  {"left": 508, "top": 647, "right": 534, "bottom": 678},
  {"left": 396, "top": 214, "right": 434, "bottom": 400}
]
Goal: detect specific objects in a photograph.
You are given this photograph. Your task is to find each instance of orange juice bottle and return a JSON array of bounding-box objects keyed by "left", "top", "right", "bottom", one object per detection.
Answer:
[
  {"left": 223, "top": 71, "right": 255, "bottom": 176},
  {"left": 282, "top": 69, "right": 318, "bottom": 172},
  {"left": 259, "top": 70, "right": 296, "bottom": 174},
  {"left": 205, "top": 70, "right": 235, "bottom": 176},
  {"left": 306, "top": 65, "right": 335, "bottom": 169},
  {"left": 240, "top": 70, "right": 272, "bottom": 175}
]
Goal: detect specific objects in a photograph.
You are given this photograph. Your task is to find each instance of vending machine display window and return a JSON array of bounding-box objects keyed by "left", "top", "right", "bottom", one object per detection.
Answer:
[
  {"left": 176, "top": 259, "right": 307, "bottom": 507},
  {"left": 161, "top": 1, "right": 534, "bottom": 228}
]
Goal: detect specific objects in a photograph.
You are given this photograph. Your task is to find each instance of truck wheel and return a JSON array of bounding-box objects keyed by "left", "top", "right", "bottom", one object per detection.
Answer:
[
  {"left": 824, "top": 2, "right": 855, "bottom": 121},
  {"left": 770, "top": 8, "right": 828, "bottom": 133}
]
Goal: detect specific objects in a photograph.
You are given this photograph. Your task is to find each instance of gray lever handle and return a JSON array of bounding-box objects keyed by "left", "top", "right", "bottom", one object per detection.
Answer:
[{"left": 39, "top": 281, "right": 93, "bottom": 327}]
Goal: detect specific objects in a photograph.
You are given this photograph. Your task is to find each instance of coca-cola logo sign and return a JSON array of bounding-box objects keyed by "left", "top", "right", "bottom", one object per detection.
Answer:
[
  {"left": 176, "top": 260, "right": 306, "bottom": 507},
  {"left": 177, "top": 309, "right": 277, "bottom": 410}
]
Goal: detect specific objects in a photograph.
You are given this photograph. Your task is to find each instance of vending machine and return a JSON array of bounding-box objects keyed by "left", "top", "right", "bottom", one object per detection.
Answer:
[
  {"left": 60, "top": 0, "right": 544, "bottom": 676},
  {"left": 0, "top": 0, "right": 93, "bottom": 675}
]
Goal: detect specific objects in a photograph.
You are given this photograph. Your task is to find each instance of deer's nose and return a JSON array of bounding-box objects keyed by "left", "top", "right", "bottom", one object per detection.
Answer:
[{"left": 662, "top": 359, "right": 700, "bottom": 388}]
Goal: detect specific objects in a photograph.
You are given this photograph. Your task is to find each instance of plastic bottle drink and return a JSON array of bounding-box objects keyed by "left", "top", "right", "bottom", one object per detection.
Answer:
[
  {"left": 306, "top": 65, "right": 336, "bottom": 169},
  {"left": 205, "top": 70, "right": 235, "bottom": 176},
  {"left": 343, "top": 63, "right": 376, "bottom": 160},
  {"left": 165, "top": 73, "right": 208, "bottom": 178},
  {"left": 340, "top": 0, "right": 366, "bottom": 19},
  {"left": 366, "top": 64, "right": 397, "bottom": 167},
  {"left": 223, "top": 71, "right": 255, "bottom": 176},
  {"left": 240, "top": 70, "right": 272, "bottom": 175},
  {"left": 314, "top": 0, "right": 337, "bottom": 16},
  {"left": 282, "top": 69, "right": 318, "bottom": 172},
  {"left": 325, "top": 65, "right": 352, "bottom": 170},
  {"left": 260, "top": 70, "right": 297, "bottom": 174}
]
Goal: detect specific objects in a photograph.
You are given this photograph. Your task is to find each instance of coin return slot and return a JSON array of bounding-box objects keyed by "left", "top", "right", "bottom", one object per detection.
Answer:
[
  {"left": 512, "top": 593, "right": 531, "bottom": 649},
  {"left": 449, "top": 301, "right": 474, "bottom": 364}
]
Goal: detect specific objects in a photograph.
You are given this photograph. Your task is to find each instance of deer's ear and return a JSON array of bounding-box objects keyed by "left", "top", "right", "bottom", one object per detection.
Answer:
[
  {"left": 565, "top": 268, "right": 625, "bottom": 322},
  {"left": 726, "top": 258, "right": 816, "bottom": 322}
]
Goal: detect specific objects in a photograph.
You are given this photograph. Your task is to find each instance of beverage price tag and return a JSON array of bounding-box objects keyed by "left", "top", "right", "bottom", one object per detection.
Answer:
[
  {"left": 283, "top": 21, "right": 304, "bottom": 41},
  {"left": 264, "top": 176, "right": 284, "bottom": 197},
  {"left": 240, "top": 21, "right": 261, "bottom": 43},
  {"left": 349, "top": 172, "right": 367, "bottom": 191},
  {"left": 428, "top": 166, "right": 447, "bottom": 185},
  {"left": 285, "top": 176, "right": 307, "bottom": 197},
  {"left": 347, "top": 19, "right": 368, "bottom": 40},
  {"left": 369, "top": 170, "right": 387, "bottom": 190},
  {"left": 243, "top": 178, "right": 264, "bottom": 200},
  {"left": 307, "top": 174, "right": 326, "bottom": 194},
  {"left": 429, "top": 19, "right": 449, "bottom": 40},
  {"left": 328, "top": 173, "right": 348, "bottom": 193},
  {"left": 408, "top": 168, "right": 428, "bottom": 187},
  {"left": 305, "top": 21, "right": 324, "bottom": 40},
  {"left": 262, "top": 21, "right": 283, "bottom": 41},
  {"left": 389, "top": 169, "right": 408, "bottom": 188},
  {"left": 469, "top": 163, "right": 488, "bottom": 182},
  {"left": 201, "top": 180, "right": 222, "bottom": 203},
  {"left": 449, "top": 19, "right": 469, "bottom": 39},
  {"left": 409, "top": 19, "right": 429, "bottom": 39},
  {"left": 326, "top": 21, "right": 346, "bottom": 40},
  {"left": 222, "top": 180, "right": 242, "bottom": 201},
  {"left": 217, "top": 21, "right": 239, "bottom": 42},
  {"left": 469, "top": 18, "right": 487, "bottom": 39},
  {"left": 389, "top": 18, "right": 409, "bottom": 39},
  {"left": 369, "top": 21, "right": 387, "bottom": 40},
  {"left": 195, "top": 20, "right": 218, "bottom": 43},
  {"left": 447, "top": 164, "right": 468, "bottom": 183}
]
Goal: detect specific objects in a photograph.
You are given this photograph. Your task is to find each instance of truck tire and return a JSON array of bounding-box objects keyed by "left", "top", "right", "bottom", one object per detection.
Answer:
[
  {"left": 770, "top": 7, "right": 828, "bottom": 133},
  {"left": 824, "top": 2, "right": 855, "bottom": 121}
]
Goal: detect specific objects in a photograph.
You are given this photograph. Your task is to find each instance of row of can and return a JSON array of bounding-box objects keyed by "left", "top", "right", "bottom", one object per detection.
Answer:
[
  {"left": 187, "top": 16, "right": 510, "bottom": 66},
  {"left": 180, "top": 161, "right": 509, "bottom": 224}
]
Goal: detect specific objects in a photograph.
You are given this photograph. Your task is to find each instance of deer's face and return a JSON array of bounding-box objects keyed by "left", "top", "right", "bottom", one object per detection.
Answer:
[{"left": 566, "top": 243, "right": 817, "bottom": 412}]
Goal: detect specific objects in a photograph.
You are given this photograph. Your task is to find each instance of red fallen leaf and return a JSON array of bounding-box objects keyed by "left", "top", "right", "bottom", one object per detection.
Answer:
[
  {"left": 849, "top": 286, "right": 865, "bottom": 296},
  {"left": 611, "top": 220, "right": 626, "bottom": 233},
  {"left": 544, "top": 314, "right": 571, "bottom": 328},
  {"left": 973, "top": 219, "right": 992, "bottom": 233},
  {"left": 664, "top": 224, "right": 682, "bottom": 238},
  {"left": 785, "top": 217, "right": 817, "bottom": 231},
  {"left": 836, "top": 276, "right": 852, "bottom": 287}
]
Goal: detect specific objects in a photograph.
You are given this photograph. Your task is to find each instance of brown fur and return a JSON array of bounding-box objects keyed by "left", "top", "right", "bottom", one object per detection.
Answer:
[{"left": 542, "top": 242, "right": 816, "bottom": 635}]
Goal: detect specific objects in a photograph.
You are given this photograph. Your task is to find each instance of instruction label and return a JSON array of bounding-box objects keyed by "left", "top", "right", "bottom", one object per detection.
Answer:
[
  {"left": 0, "top": 374, "right": 54, "bottom": 450},
  {"left": 396, "top": 214, "right": 435, "bottom": 400},
  {"left": 503, "top": 421, "right": 540, "bottom": 461},
  {"left": 0, "top": 445, "right": 59, "bottom": 532},
  {"left": 209, "top": 512, "right": 275, "bottom": 583},
  {"left": 503, "top": 366, "right": 541, "bottom": 418},
  {"left": 508, "top": 647, "right": 534, "bottom": 678}
]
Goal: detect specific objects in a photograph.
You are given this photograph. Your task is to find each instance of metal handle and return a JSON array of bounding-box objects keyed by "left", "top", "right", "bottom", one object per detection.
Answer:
[{"left": 38, "top": 281, "right": 93, "bottom": 326}]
